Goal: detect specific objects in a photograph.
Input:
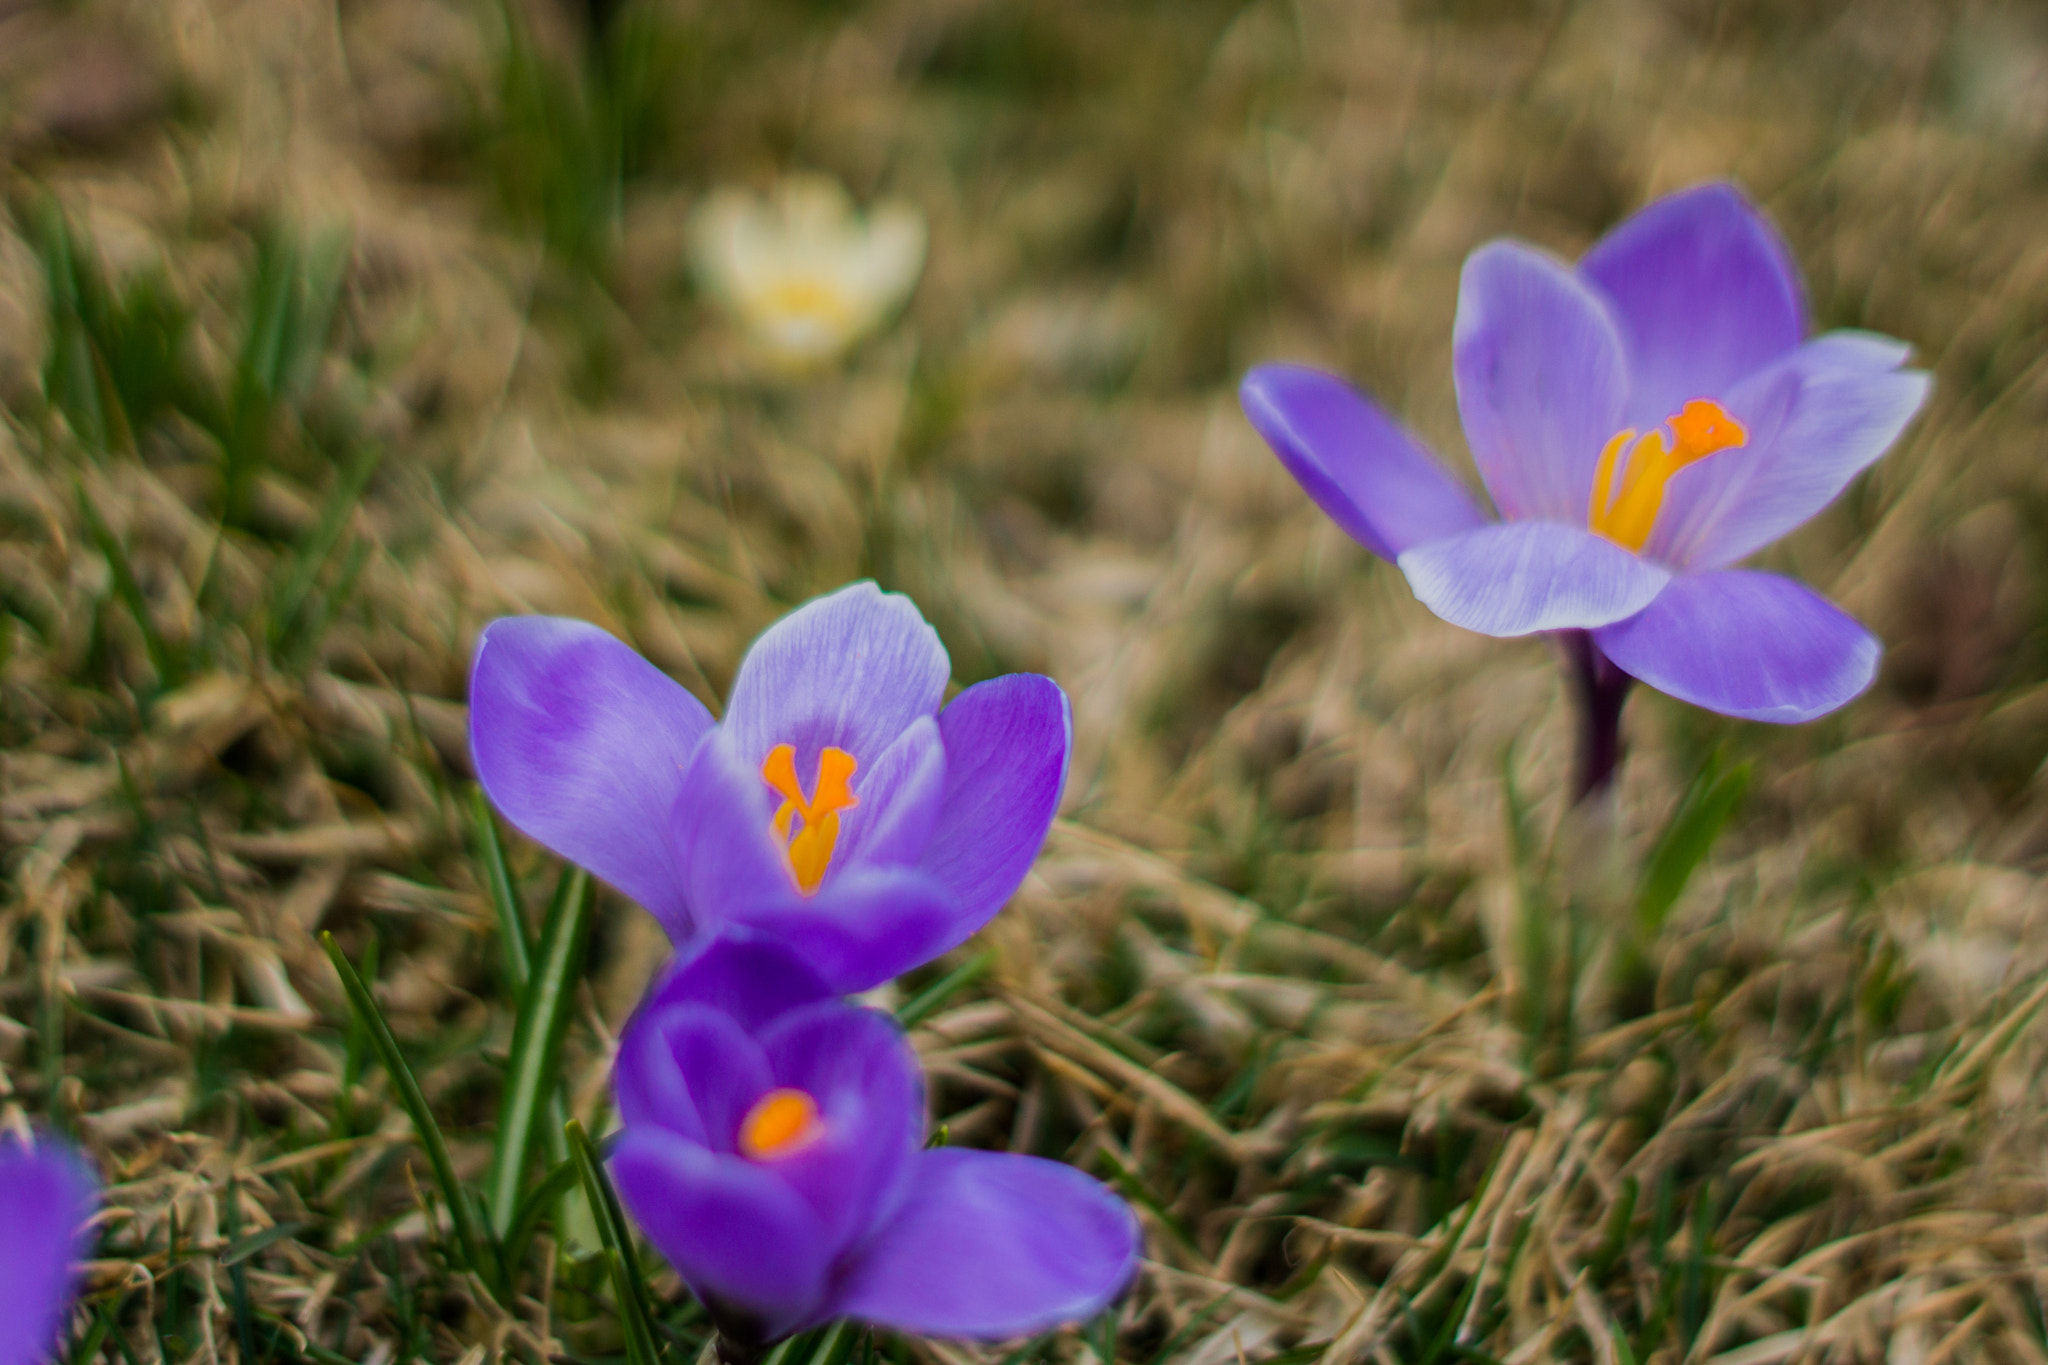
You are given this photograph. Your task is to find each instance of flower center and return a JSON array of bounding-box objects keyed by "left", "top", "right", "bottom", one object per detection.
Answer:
[
  {"left": 1588, "top": 399, "right": 1748, "bottom": 553},
  {"left": 761, "top": 744, "right": 859, "bottom": 895},
  {"left": 739, "top": 1087, "right": 823, "bottom": 1161}
]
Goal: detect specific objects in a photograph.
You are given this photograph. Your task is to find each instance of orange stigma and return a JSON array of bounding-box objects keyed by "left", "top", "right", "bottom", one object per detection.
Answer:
[
  {"left": 761, "top": 744, "right": 859, "bottom": 894},
  {"left": 1588, "top": 399, "right": 1748, "bottom": 553},
  {"left": 739, "top": 1088, "right": 823, "bottom": 1161}
]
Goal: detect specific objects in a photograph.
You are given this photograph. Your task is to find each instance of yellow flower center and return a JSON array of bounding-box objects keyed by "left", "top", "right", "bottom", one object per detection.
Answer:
[
  {"left": 739, "top": 1087, "right": 823, "bottom": 1161},
  {"left": 761, "top": 744, "right": 859, "bottom": 895},
  {"left": 1588, "top": 399, "right": 1748, "bottom": 553}
]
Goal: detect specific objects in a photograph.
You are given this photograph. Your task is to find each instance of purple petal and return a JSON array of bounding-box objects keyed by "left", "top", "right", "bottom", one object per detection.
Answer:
[
  {"left": 834, "top": 718, "right": 946, "bottom": 871},
  {"left": 0, "top": 1137, "right": 95, "bottom": 1365},
  {"left": 757, "top": 1003, "right": 923, "bottom": 1249},
  {"left": 1453, "top": 241, "right": 1629, "bottom": 523},
  {"left": 1396, "top": 520, "right": 1671, "bottom": 637},
  {"left": 919, "top": 674, "right": 1070, "bottom": 932},
  {"left": 722, "top": 583, "right": 950, "bottom": 780},
  {"left": 470, "top": 617, "right": 713, "bottom": 937},
  {"left": 613, "top": 1004, "right": 772, "bottom": 1149},
  {"left": 636, "top": 932, "right": 836, "bottom": 1035},
  {"left": 1239, "top": 364, "right": 1488, "bottom": 560},
  {"left": 1593, "top": 571, "right": 1879, "bottom": 722},
  {"left": 828, "top": 1149, "right": 1140, "bottom": 1340},
  {"left": 1645, "top": 333, "right": 1930, "bottom": 570},
  {"left": 1579, "top": 183, "right": 1807, "bottom": 431},
  {"left": 611, "top": 1130, "right": 831, "bottom": 1340}
]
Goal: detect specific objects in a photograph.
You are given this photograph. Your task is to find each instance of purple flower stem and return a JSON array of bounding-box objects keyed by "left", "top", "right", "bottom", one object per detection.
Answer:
[{"left": 1561, "top": 630, "right": 1633, "bottom": 803}]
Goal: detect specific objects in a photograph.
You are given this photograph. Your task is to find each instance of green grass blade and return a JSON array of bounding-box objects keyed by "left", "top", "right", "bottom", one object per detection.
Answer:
[
  {"left": 1637, "top": 757, "right": 1751, "bottom": 936},
  {"left": 266, "top": 442, "right": 385, "bottom": 659},
  {"left": 568, "top": 1119, "right": 662, "bottom": 1365},
  {"left": 895, "top": 949, "right": 993, "bottom": 1028},
  {"left": 75, "top": 478, "right": 180, "bottom": 687},
  {"left": 502, "top": 1154, "right": 579, "bottom": 1273},
  {"left": 489, "top": 867, "right": 595, "bottom": 1236},
  {"left": 320, "top": 931, "right": 493, "bottom": 1282},
  {"left": 471, "top": 787, "right": 533, "bottom": 990}
]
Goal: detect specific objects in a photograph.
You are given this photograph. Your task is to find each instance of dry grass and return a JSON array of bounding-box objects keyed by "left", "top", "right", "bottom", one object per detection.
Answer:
[{"left": 5, "top": 0, "right": 2048, "bottom": 1361}]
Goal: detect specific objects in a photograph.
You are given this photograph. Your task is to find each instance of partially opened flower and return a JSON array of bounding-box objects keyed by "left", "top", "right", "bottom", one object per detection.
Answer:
[
  {"left": 470, "top": 582, "right": 1070, "bottom": 991},
  {"left": 0, "top": 1134, "right": 97, "bottom": 1365},
  {"left": 1242, "top": 184, "right": 1929, "bottom": 791},
  {"left": 609, "top": 935, "right": 1140, "bottom": 1348},
  {"left": 692, "top": 174, "right": 926, "bottom": 367}
]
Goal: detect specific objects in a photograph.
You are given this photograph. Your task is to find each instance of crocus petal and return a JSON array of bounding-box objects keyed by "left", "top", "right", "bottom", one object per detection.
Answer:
[
  {"left": 1593, "top": 571, "right": 1879, "bottom": 722},
  {"left": 833, "top": 717, "right": 946, "bottom": 871},
  {"left": 1453, "top": 241, "right": 1630, "bottom": 523},
  {"left": 611, "top": 1130, "right": 832, "bottom": 1340},
  {"left": 0, "top": 1137, "right": 95, "bottom": 1365},
  {"left": 613, "top": 1005, "right": 773, "bottom": 1148},
  {"left": 721, "top": 583, "right": 951, "bottom": 775},
  {"left": 1239, "top": 364, "right": 1488, "bottom": 561},
  {"left": 724, "top": 867, "right": 969, "bottom": 994},
  {"left": 676, "top": 733, "right": 810, "bottom": 914},
  {"left": 828, "top": 1149, "right": 1140, "bottom": 1340},
  {"left": 757, "top": 1003, "right": 923, "bottom": 1249},
  {"left": 1397, "top": 520, "right": 1671, "bottom": 637},
  {"left": 1646, "top": 333, "right": 1930, "bottom": 570},
  {"left": 637, "top": 933, "right": 836, "bottom": 1034},
  {"left": 919, "top": 674, "right": 1070, "bottom": 933},
  {"left": 470, "top": 617, "right": 713, "bottom": 937},
  {"left": 1579, "top": 183, "right": 1808, "bottom": 430}
]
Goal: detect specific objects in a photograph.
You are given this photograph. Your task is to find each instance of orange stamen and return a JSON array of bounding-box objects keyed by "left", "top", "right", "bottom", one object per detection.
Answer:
[
  {"left": 761, "top": 744, "right": 859, "bottom": 894},
  {"left": 739, "top": 1088, "right": 823, "bottom": 1160},
  {"left": 1588, "top": 399, "right": 1748, "bottom": 553}
]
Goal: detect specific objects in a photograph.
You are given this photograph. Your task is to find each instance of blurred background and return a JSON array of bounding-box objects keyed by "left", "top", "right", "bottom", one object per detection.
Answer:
[{"left": 6, "top": 0, "right": 2048, "bottom": 1360}]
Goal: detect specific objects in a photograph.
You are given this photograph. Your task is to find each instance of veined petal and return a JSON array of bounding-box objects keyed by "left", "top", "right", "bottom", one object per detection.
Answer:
[
  {"left": 635, "top": 933, "right": 836, "bottom": 1037},
  {"left": 833, "top": 717, "right": 946, "bottom": 871},
  {"left": 1593, "top": 571, "right": 1879, "bottom": 722},
  {"left": 610, "top": 1131, "right": 832, "bottom": 1341},
  {"left": 827, "top": 1149, "right": 1140, "bottom": 1340},
  {"left": 920, "top": 674, "right": 1071, "bottom": 935},
  {"left": 613, "top": 1005, "right": 771, "bottom": 1149},
  {"left": 1239, "top": 364, "right": 1488, "bottom": 560},
  {"left": 1453, "top": 241, "right": 1630, "bottom": 523},
  {"left": 1397, "top": 520, "right": 1671, "bottom": 637},
  {"left": 1648, "top": 333, "right": 1930, "bottom": 570},
  {"left": 469, "top": 617, "right": 712, "bottom": 937},
  {"left": 1580, "top": 183, "right": 1808, "bottom": 431},
  {"left": 0, "top": 1137, "right": 95, "bottom": 1365},
  {"left": 722, "top": 583, "right": 951, "bottom": 777},
  {"left": 722, "top": 867, "right": 969, "bottom": 994}
]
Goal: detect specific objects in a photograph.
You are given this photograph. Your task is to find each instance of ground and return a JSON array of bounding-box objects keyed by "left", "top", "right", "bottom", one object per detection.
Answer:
[{"left": 4, "top": 0, "right": 2048, "bottom": 1362}]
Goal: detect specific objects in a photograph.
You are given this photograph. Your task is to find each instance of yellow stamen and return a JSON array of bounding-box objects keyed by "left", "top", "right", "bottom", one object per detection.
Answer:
[
  {"left": 1588, "top": 399, "right": 1748, "bottom": 553},
  {"left": 761, "top": 744, "right": 859, "bottom": 894},
  {"left": 739, "top": 1088, "right": 822, "bottom": 1161}
]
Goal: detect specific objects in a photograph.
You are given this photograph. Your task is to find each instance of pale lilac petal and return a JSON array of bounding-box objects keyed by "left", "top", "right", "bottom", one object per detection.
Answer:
[
  {"left": 636, "top": 933, "right": 835, "bottom": 1036},
  {"left": 470, "top": 617, "right": 713, "bottom": 937},
  {"left": 1579, "top": 183, "right": 1807, "bottom": 430},
  {"left": 0, "top": 1138, "right": 94, "bottom": 1365},
  {"left": 920, "top": 674, "right": 1070, "bottom": 932},
  {"left": 722, "top": 583, "right": 950, "bottom": 777},
  {"left": 611, "top": 1131, "right": 831, "bottom": 1340},
  {"left": 1453, "top": 241, "right": 1629, "bottom": 523},
  {"left": 1646, "top": 334, "right": 1930, "bottom": 570},
  {"left": 829, "top": 1149, "right": 1140, "bottom": 1339},
  {"left": 1239, "top": 364, "right": 1488, "bottom": 560},
  {"left": 833, "top": 717, "right": 945, "bottom": 871},
  {"left": 1396, "top": 520, "right": 1671, "bottom": 637},
  {"left": 675, "top": 734, "right": 806, "bottom": 913},
  {"left": 613, "top": 1006, "right": 771, "bottom": 1148},
  {"left": 757, "top": 1003, "right": 922, "bottom": 1249},
  {"left": 1593, "top": 571, "right": 1879, "bottom": 722}
]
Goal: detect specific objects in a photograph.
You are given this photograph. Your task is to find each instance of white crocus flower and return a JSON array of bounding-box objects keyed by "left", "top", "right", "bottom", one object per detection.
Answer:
[{"left": 691, "top": 175, "right": 927, "bottom": 367}]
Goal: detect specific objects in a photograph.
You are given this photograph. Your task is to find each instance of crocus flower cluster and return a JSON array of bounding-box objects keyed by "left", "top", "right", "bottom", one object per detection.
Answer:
[
  {"left": 1, "top": 1133, "right": 97, "bottom": 1365},
  {"left": 471, "top": 583, "right": 1137, "bottom": 1346},
  {"left": 1243, "top": 184, "right": 1928, "bottom": 752}
]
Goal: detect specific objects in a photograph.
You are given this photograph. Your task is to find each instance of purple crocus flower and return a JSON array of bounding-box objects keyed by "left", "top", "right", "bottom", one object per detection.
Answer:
[
  {"left": 1242, "top": 183, "right": 1929, "bottom": 752},
  {"left": 0, "top": 1134, "right": 97, "bottom": 1365},
  {"left": 608, "top": 934, "right": 1140, "bottom": 1346},
  {"left": 469, "top": 582, "right": 1070, "bottom": 991}
]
